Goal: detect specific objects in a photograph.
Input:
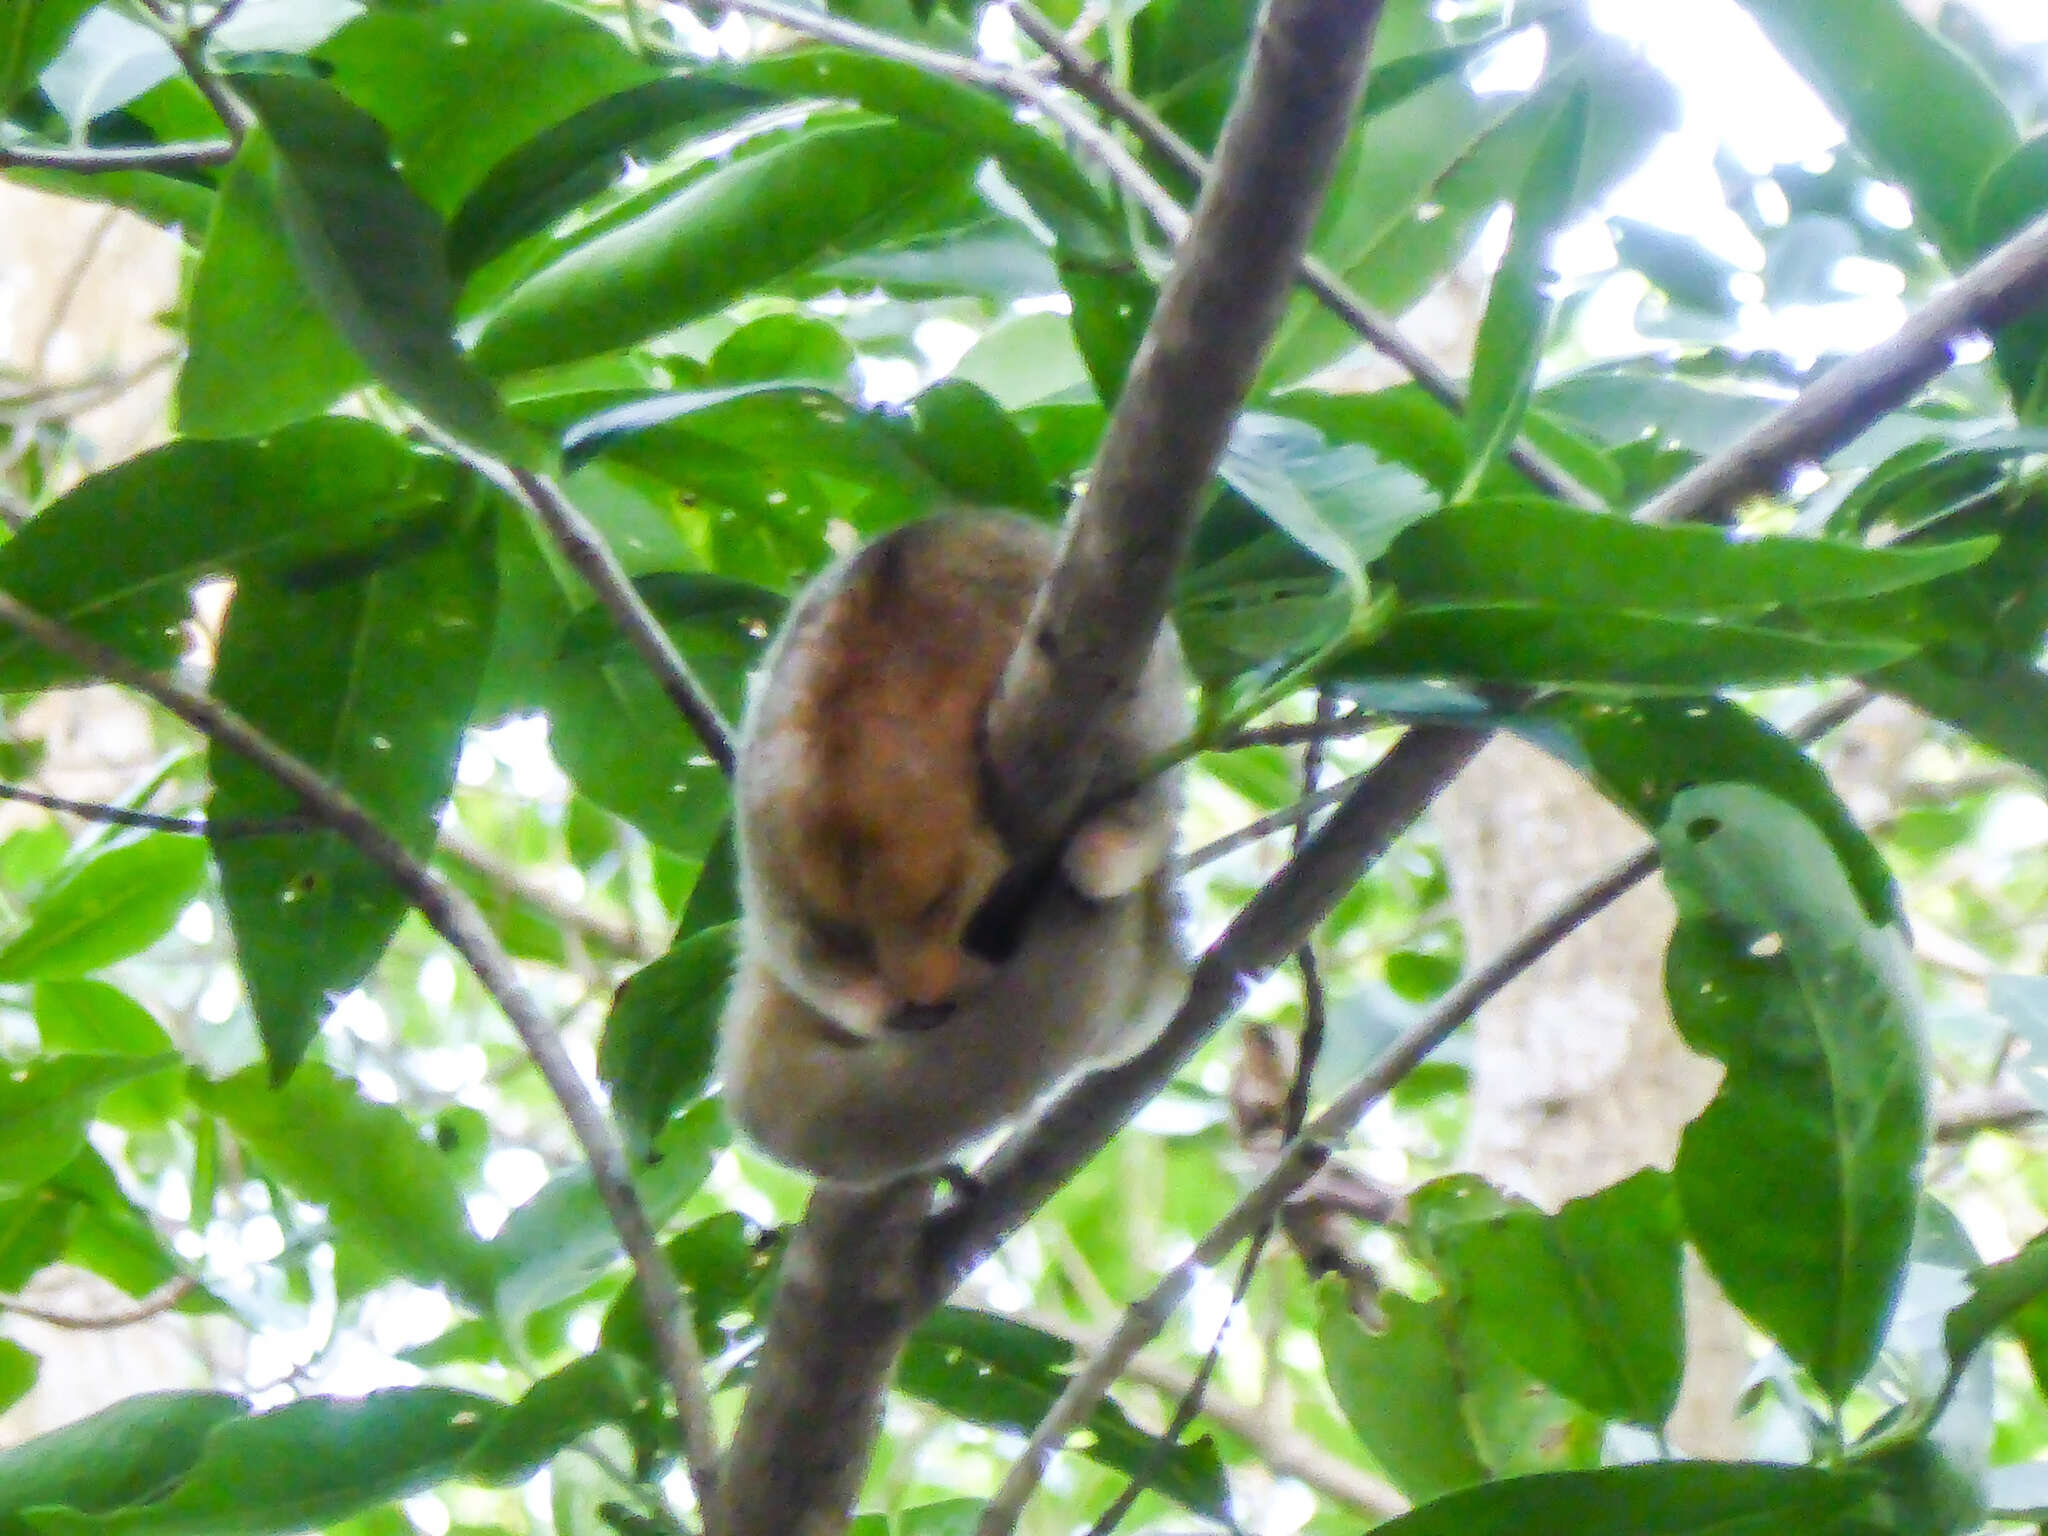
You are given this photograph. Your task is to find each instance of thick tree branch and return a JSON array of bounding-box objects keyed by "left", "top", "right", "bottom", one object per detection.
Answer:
[
  {"left": 0, "top": 140, "right": 235, "bottom": 173},
  {"left": 982, "top": 0, "right": 1390, "bottom": 851},
  {"left": 1003, "top": 0, "right": 1598, "bottom": 509},
  {"left": 1637, "top": 211, "right": 2048, "bottom": 524},
  {"left": 0, "top": 593, "right": 724, "bottom": 1527},
  {"left": 494, "top": 465, "right": 736, "bottom": 775}
]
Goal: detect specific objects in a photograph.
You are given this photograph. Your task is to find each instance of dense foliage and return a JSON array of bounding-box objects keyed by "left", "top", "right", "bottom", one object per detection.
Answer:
[{"left": 6, "top": 0, "right": 2048, "bottom": 1532}]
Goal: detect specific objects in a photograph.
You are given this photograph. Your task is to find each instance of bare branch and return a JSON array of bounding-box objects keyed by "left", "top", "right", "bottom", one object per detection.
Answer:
[
  {"left": 1212, "top": 710, "right": 1378, "bottom": 752},
  {"left": 930, "top": 723, "right": 1483, "bottom": 1292},
  {"left": 983, "top": 0, "right": 1391, "bottom": 852},
  {"left": 493, "top": 465, "right": 735, "bottom": 776},
  {"left": 1177, "top": 769, "right": 1369, "bottom": 874},
  {"left": 0, "top": 592, "right": 724, "bottom": 1525},
  {"left": 0, "top": 1276, "right": 198, "bottom": 1331},
  {"left": 1004, "top": 0, "right": 1597, "bottom": 509},
  {"left": 438, "top": 825, "right": 659, "bottom": 961},
  {"left": 1936, "top": 1085, "right": 2040, "bottom": 1142},
  {"left": 1637, "top": 211, "right": 2048, "bottom": 524},
  {"left": 1014, "top": 1307, "right": 1404, "bottom": 1519},
  {"left": 0, "top": 140, "right": 236, "bottom": 173},
  {"left": 713, "top": 1181, "right": 932, "bottom": 1536}
]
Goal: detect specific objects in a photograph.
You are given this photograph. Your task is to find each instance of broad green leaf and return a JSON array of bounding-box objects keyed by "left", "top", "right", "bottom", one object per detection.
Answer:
[
  {"left": 1432, "top": 1170, "right": 1683, "bottom": 1428},
  {"left": 488, "top": 1103, "right": 724, "bottom": 1325},
  {"left": 1737, "top": 0, "right": 2016, "bottom": 269},
  {"left": 707, "top": 313, "right": 860, "bottom": 392},
  {"left": 44, "top": 1151, "right": 188, "bottom": 1302},
  {"left": 0, "top": 1188, "right": 74, "bottom": 1290},
  {"left": 192, "top": 1063, "right": 495, "bottom": 1310},
  {"left": 472, "top": 118, "right": 977, "bottom": 377},
  {"left": 209, "top": 510, "right": 496, "bottom": 1080},
  {"left": 1378, "top": 500, "right": 1993, "bottom": 617},
  {"left": 1220, "top": 414, "right": 1439, "bottom": 594},
  {"left": 1319, "top": 1286, "right": 1487, "bottom": 1502},
  {"left": 178, "top": 138, "right": 367, "bottom": 438},
  {"left": 1362, "top": 1462, "right": 1879, "bottom": 1536},
  {"left": 33, "top": 982, "right": 182, "bottom": 1130},
  {"left": 1660, "top": 785, "right": 1929, "bottom": 1402},
  {"left": 900, "top": 379, "right": 1051, "bottom": 512},
  {"left": 460, "top": 1353, "right": 657, "bottom": 1486},
  {"left": 1878, "top": 653, "right": 2048, "bottom": 787},
  {"left": 1461, "top": 86, "right": 1588, "bottom": 497},
  {"left": 447, "top": 75, "right": 773, "bottom": 280},
  {"left": 1610, "top": 218, "right": 1741, "bottom": 318},
  {"left": 898, "top": 1309, "right": 1230, "bottom": 1520},
  {"left": 1335, "top": 605, "right": 1912, "bottom": 693},
  {"left": 0, "top": 1391, "right": 247, "bottom": 1526},
  {"left": 0, "top": 420, "right": 446, "bottom": 690},
  {"left": 1943, "top": 1227, "right": 2048, "bottom": 1396},
  {"left": 0, "top": 1340, "right": 35, "bottom": 1417},
  {"left": 0, "top": 1056, "right": 178, "bottom": 1201},
  {"left": 231, "top": 74, "right": 527, "bottom": 461},
  {"left": 1, "top": 0, "right": 95, "bottom": 113},
  {"left": 1536, "top": 697, "right": 1898, "bottom": 924},
  {"left": 597, "top": 924, "right": 734, "bottom": 1160},
  {"left": 315, "top": 0, "right": 655, "bottom": 213},
  {"left": 735, "top": 48, "right": 1116, "bottom": 255},
  {"left": 0, "top": 838, "right": 205, "bottom": 983},
  {"left": 26, "top": 1388, "right": 493, "bottom": 1536}
]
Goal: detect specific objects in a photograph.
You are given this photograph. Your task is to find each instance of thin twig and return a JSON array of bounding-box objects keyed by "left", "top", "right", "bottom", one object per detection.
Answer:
[
  {"left": 1176, "top": 770, "right": 1368, "bottom": 875},
  {"left": 1004, "top": 0, "right": 1597, "bottom": 509},
  {"left": 0, "top": 592, "right": 724, "bottom": 1526},
  {"left": 0, "top": 141, "right": 236, "bottom": 173},
  {"left": 496, "top": 466, "right": 735, "bottom": 776},
  {"left": 1013, "top": 1307, "right": 1403, "bottom": 1518},
  {"left": 1212, "top": 710, "right": 1379, "bottom": 752},
  {"left": 1637, "top": 211, "right": 2048, "bottom": 523},
  {"left": 0, "top": 1276, "right": 197, "bottom": 1330},
  {"left": 981, "top": 693, "right": 1875, "bottom": 1513}
]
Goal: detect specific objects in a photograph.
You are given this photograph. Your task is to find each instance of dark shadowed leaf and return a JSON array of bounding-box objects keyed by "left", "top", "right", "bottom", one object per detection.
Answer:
[
  {"left": 1, "top": 0, "right": 96, "bottom": 113},
  {"left": 0, "top": 421, "right": 446, "bottom": 690},
  {"left": 209, "top": 509, "right": 496, "bottom": 1080},
  {"left": 230, "top": 73, "right": 527, "bottom": 460}
]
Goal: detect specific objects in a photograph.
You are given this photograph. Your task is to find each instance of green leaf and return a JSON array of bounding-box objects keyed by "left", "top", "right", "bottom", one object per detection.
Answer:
[
  {"left": 1610, "top": 218, "right": 1741, "bottom": 318},
  {"left": 0, "top": 1339, "right": 35, "bottom": 1417},
  {"left": 708, "top": 313, "right": 860, "bottom": 392},
  {"left": 0, "top": 1187, "right": 75, "bottom": 1291},
  {"left": 598, "top": 924, "right": 734, "bottom": 1161},
  {"left": 1943, "top": 1227, "right": 2048, "bottom": 1396},
  {"left": 1361, "top": 1462, "right": 1879, "bottom": 1536},
  {"left": 1432, "top": 1170, "right": 1683, "bottom": 1428},
  {"left": 229, "top": 74, "right": 527, "bottom": 461},
  {"left": 0, "top": 1391, "right": 248, "bottom": 1525},
  {"left": 0, "top": 420, "right": 445, "bottom": 690},
  {"left": 33, "top": 982, "right": 182, "bottom": 1130},
  {"left": 0, "top": 838, "right": 205, "bottom": 983},
  {"left": 1461, "top": 86, "right": 1588, "bottom": 497},
  {"left": 1970, "top": 135, "right": 2048, "bottom": 412},
  {"left": 0, "top": 1056, "right": 178, "bottom": 1201},
  {"left": 447, "top": 74, "right": 774, "bottom": 280},
  {"left": 192, "top": 1063, "right": 495, "bottom": 1310},
  {"left": 1659, "top": 785, "right": 1929, "bottom": 1402},
  {"left": 1220, "top": 413, "right": 1440, "bottom": 594},
  {"left": 1319, "top": 1286, "right": 1487, "bottom": 1502},
  {"left": 178, "top": 138, "right": 367, "bottom": 438},
  {"left": 26, "top": 1388, "right": 494, "bottom": 1536},
  {"left": 1736, "top": 0, "right": 2016, "bottom": 269},
  {"left": 1536, "top": 697, "right": 1899, "bottom": 925},
  {"left": 1, "top": 0, "right": 95, "bottom": 114},
  {"left": 900, "top": 379, "right": 1051, "bottom": 512},
  {"left": 210, "top": 509, "right": 496, "bottom": 1080},
  {"left": 898, "top": 1309, "right": 1230, "bottom": 1520},
  {"left": 472, "top": 117, "right": 977, "bottom": 377},
  {"left": 488, "top": 1103, "right": 724, "bottom": 1326},
  {"left": 1335, "top": 604, "right": 1913, "bottom": 693},
  {"left": 460, "top": 1353, "right": 657, "bottom": 1486},
  {"left": 1381, "top": 500, "right": 1992, "bottom": 617}
]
